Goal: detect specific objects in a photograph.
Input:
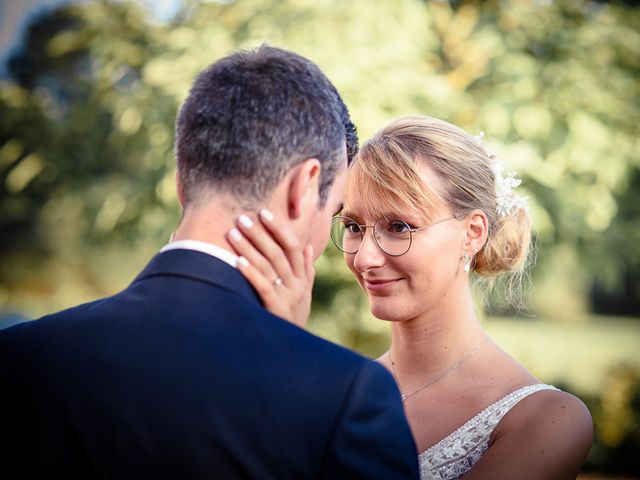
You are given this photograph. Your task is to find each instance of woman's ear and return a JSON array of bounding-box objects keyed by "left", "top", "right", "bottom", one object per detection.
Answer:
[
  {"left": 464, "top": 210, "right": 489, "bottom": 254},
  {"left": 286, "top": 159, "right": 321, "bottom": 219}
]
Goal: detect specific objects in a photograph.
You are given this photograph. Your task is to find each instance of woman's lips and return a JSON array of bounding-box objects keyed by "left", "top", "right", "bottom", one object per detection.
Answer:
[{"left": 363, "top": 278, "right": 401, "bottom": 291}]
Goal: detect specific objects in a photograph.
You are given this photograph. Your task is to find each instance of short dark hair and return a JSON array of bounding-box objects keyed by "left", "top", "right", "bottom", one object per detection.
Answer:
[{"left": 175, "top": 45, "right": 357, "bottom": 207}]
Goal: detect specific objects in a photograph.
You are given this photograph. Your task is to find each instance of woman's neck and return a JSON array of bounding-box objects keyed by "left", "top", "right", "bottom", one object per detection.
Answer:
[{"left": 388, "top": 292, "right": 486, "bottom": 378}]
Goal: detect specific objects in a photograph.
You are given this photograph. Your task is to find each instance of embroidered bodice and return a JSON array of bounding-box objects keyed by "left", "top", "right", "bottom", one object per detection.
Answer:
[{"left": 418, "top": 383, "right": 558, "bottom": 479}]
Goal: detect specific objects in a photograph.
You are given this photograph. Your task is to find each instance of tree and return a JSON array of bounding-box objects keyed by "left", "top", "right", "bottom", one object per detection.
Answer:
[{"left": 1, "top": 0, "right": 638, "bottom": 321}]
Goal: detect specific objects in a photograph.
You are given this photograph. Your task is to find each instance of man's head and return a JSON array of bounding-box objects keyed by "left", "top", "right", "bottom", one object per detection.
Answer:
[
  {"left": 175, "top": 45, "right": 357, "bottom": 209},
  {"left": 174, "top": 45, "right": 357, "bottom": 257}
]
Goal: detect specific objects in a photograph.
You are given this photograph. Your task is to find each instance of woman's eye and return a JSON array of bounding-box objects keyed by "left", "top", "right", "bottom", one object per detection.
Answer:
[
  {"left": 345, "top": 222, "right": 362, "bottom": 233},
  {"left": 388, "top": 221, "right": 410, "bottom": 233}
]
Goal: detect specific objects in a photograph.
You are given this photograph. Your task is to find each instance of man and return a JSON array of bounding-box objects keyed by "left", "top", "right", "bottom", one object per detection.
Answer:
[{"left": 0, "top": 45, "right": 418, "bottom": 479}]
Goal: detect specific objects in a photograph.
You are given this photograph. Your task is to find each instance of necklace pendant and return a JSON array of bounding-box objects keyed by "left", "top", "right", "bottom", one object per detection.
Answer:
[{"left": 401, "top": 394, "right": 407, "bottom": 402}]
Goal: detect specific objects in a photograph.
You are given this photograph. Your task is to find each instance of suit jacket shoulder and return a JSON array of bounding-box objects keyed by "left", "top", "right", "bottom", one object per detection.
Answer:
[{"left": 0, "top": 249, "right": 418, "bottom": 479}]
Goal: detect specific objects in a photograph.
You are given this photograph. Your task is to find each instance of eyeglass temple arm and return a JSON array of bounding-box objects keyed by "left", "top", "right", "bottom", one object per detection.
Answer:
[{"left": 411, "top": 214, "right": 460, "bottom": 232}]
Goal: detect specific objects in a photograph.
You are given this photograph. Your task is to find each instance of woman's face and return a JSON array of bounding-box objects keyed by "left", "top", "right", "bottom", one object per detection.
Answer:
[{"left": 343, "top": 175, "right": 468, "bottom": 322}]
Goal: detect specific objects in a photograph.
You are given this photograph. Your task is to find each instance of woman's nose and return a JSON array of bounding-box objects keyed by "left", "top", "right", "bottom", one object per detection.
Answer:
[{"left": 352, "top": 229, "right": 386, "bottom": 272}]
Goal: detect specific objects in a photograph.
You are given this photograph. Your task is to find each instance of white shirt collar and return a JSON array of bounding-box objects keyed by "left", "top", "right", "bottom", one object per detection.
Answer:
[{"left": 160, "top": 240, "right": 238, "bottom": 269}]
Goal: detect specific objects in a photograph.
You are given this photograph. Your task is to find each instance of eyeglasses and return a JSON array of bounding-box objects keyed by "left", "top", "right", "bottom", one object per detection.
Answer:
[{"left": 330, "top": 215, "right": 458, "bottom": 257}]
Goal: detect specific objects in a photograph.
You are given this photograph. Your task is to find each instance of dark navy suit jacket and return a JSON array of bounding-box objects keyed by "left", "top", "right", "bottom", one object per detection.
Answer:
[{"left": 0, "top": 249, "right": 419, "bottom": 479}]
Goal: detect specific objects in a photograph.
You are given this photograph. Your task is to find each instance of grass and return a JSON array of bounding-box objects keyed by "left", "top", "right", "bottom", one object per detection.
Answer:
[{"left": 483, "top": 315, "right": 640, "bottom": 396}]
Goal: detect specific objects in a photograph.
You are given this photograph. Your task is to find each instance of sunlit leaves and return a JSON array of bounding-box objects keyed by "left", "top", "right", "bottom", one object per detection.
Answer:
[{"left": 0, "top": 0, "right": 638, "bottom": 318}]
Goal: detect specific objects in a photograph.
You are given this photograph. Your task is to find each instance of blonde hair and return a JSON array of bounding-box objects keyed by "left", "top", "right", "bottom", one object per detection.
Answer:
[{"left": 344, "top": 115, "right": 531, "bottom": 277}]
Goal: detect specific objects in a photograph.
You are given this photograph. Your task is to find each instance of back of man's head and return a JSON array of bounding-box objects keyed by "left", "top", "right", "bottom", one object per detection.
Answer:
[{"left": 175, "top": 45, "right": 357, "bottom": 209}]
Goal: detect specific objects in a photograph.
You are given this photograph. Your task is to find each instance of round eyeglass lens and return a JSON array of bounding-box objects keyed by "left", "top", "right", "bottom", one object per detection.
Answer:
[
  {"left": 330, "top": 216, "right": 361, "bottom": 254},
  {"left": 330, "top": 217, "right": 414, "bottom": 256},
  {"left": 374, "top": 219, "right": 413, "bottom": 256}
]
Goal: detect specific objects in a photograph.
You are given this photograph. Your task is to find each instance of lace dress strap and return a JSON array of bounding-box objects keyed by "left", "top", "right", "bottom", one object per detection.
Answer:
[{"left": 418, "top": 383, "right": 559, "bottom": 480}]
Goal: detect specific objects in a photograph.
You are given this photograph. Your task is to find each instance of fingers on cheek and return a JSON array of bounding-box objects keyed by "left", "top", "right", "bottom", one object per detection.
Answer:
[
  {"left": 236, "top": 257, "right": 257, "bottom": 282},
  {"left": 230, "top": 229, "right": 261, "bottom": 262},
  {"left": 237, "top": 261, "right": 269, "bottom": 297},
  {"left": 237, "top": 215, "right": 268, "bottom": 245},
  {"left": 259, "top": 209, "right": 274, "bottom": 223},
  {"left": 259, "top": 209, "right": 296, "bottom": 252},
  {"left": 237, "top": 256, "right": 249, "bottom": 269},
  {"left": 238, "top": 214, "right": 254, "bottom": 230},
  {"left": 237, "top": 226, "right": 275, "bottom": 262},
  {"left": 229, "top": 228, "right": 244, "bottom": 247},
  {"left": 282, "top": 237, "right": 300, "bottom": 257}
]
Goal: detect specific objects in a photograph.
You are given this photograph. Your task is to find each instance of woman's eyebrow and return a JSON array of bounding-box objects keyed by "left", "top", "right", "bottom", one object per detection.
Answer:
[
  {"left": 340, "top": 210, "right": 411, "bottom": 222},
  {"left": 340, "top": 210, "right": 359, "bottom": 220}
]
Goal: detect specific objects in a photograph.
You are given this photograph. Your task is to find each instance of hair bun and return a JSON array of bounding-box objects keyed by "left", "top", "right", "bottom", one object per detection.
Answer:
[{"left": 475, "top": 208, "right": 531, "bottom": 277}]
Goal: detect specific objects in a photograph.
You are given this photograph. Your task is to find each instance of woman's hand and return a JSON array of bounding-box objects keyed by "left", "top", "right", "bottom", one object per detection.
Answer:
[{"left": 226, "top": 209, "right": 314, "bottom": 328}]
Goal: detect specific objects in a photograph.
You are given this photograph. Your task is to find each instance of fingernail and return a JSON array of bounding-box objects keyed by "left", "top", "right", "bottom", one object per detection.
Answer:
[
  {"left": 237, "top": 256, "right": 249, "bottom": 268},
  {"left": 238, "top": 214, "right": 253, "bottom": 228},
  {"left": 230, "top": 228, "right": 242, "bottom": 241},
  {"left": 259, "top": 209, "right": 274, "bottom": 222}
]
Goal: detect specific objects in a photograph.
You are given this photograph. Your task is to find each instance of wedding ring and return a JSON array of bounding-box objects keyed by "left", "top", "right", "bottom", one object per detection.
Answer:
[{"left": 273, "top": 277, "right": 283, "bottom": 287}]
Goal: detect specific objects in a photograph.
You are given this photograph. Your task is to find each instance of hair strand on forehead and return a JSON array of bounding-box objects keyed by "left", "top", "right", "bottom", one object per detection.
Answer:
[{"left": 344, "top": 137, "right": 440, "bottom": 222}]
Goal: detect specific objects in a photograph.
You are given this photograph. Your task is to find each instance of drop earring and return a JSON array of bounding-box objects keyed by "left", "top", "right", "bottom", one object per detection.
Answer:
[{"left": 462, "top": 251, "right": 473, "bottom": 273}]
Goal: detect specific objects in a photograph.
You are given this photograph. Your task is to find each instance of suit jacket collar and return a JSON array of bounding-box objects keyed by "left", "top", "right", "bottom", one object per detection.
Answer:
[{"left": 133, "top": 249, "right": 261, "bottom": 306}]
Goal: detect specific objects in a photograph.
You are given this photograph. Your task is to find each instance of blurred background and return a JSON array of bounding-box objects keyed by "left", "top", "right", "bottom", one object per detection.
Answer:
[{"left": 0, "top": 0, "right": 638, "bottom": 476}]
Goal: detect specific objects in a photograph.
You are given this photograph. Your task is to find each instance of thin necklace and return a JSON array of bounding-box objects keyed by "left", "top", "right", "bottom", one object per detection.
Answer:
[{"left": 389, "top": 337, "right": 490, "bottom": 403}]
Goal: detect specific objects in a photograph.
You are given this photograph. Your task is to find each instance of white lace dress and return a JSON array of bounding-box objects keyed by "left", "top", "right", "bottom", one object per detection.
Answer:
[{"left": 419, "top": 383, "right": 558, "bottom": 480}]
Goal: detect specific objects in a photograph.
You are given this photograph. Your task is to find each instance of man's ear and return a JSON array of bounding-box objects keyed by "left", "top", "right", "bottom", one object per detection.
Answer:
[
  {"left": 287, "top": 159, "right": 321, "bottom": 219},
  {"left": 464, "top": 210, "right": 489, "bottom": 254}
]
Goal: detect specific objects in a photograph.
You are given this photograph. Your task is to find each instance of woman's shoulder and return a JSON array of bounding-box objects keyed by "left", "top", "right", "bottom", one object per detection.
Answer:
[
  {"left": 476, "top": 385, "right": 594, "bottom": 478},
  {"left": 482, "top": 344, "right": 592, "bottom": 436},
  {"left": 464, "top": 385, "right": 593, "bottom": 479},
  {"left": 501, "top": 386, "right": 593, "bottom": 439}
]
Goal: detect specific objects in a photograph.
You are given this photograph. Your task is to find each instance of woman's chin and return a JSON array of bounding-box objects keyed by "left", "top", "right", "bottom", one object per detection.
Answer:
[{"left": 368, "top": 299, "right": 410, "bottom": 323}]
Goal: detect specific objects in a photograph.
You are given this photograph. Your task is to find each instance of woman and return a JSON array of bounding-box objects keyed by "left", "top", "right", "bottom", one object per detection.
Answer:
[{"left": 228, "top": 115, "right": 593, "bottom": 479}]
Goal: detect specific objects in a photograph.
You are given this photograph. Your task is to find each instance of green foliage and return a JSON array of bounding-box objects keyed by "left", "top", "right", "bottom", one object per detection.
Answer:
[
  {"left": 0, "top": 6, "right": 635, "bottom": 316},
  {"left": 1, "top": 0, "right": 638, "bottom": 315},
  {"left": 0, "top": 0, "right": 637, "bottom": 314},
  {"left": 1, "top": 2, "right": 180, "bottom": 310},
  {"left": 583, "top": 365, "right": 640, "bottom": 475}
]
